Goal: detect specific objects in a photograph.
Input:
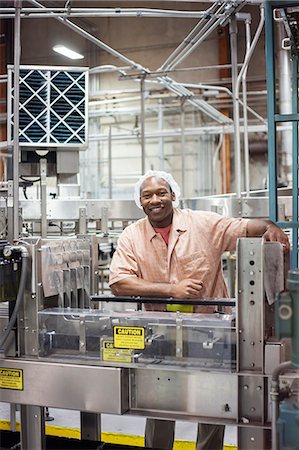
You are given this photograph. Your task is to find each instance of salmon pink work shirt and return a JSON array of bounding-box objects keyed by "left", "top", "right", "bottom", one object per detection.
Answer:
[{"left": 109, "top": 208, "right": 249, "bottom": 312}]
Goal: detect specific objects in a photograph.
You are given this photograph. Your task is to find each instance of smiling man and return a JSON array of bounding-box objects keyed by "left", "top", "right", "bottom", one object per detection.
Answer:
[{"left": 109, "top": 170, "right": 289, "bottom": 450}]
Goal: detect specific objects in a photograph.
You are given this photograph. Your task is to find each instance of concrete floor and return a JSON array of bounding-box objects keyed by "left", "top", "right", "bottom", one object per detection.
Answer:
[{"left": 0, "top": 402, "right": 237, "bottom": 446}]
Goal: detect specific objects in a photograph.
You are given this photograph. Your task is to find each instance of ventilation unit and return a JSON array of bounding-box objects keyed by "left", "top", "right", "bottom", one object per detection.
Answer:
[{"left": 8, "top": 65, "right": 89, "bottom": 147}]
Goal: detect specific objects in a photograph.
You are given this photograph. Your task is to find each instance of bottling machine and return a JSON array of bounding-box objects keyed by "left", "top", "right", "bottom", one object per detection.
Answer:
[{"left": 1, "top": 233, "right": 298, "bottom": 450}]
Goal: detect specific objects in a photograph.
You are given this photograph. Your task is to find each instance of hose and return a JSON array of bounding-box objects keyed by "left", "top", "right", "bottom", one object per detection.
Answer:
[{"left": 0, "top": 246, "right": 29, "bottom": 350}]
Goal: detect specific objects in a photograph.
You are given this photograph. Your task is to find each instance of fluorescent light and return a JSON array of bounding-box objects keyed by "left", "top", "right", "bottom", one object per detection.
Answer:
[{"left": 53, "top": 45, "right": 84, "bottom": 60}]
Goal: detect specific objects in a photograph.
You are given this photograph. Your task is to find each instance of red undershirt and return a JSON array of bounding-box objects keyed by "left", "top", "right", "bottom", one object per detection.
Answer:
[{"left": 153, "top": 224, "right": 171, "bottom": 245}]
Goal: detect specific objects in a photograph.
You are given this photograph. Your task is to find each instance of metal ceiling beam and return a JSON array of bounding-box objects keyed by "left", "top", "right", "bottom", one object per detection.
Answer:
[{"left": 0, "top": 7, "right": 218, "bottom": 19}]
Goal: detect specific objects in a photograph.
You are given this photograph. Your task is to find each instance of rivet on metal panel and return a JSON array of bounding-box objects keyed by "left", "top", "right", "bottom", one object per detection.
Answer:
[
  {"left": 250, "top": 362, "right": 255, "bottom": 367},
  {"left": 250, "top": 300, "right": 255, "bottom": 305},
  {"left": 249, "top": 271, "right": 255, "bottom": 276},
  {"left": 249, "top": 250, "right": 255, "bottom": 255},
  {"left": 243, "top": 385, "right": 249, "bottom": 390},
  {"left": 250, "top": 341, "right": 255, "bottom": 345},
  {"left": 250, "top": 437, "right": 255, "bottom": 441},
  {"left": 256, "top": 386, "right": 262, "bottom": 391},
  {"left": 238, "top": 289, "right": 242, "bottom": 293},
  {"left": 250, "top": 407, "right": 256, "bottom": 412}
]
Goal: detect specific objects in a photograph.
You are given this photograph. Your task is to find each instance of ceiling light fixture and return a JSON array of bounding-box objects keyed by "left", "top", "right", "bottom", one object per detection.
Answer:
[{"left": 53, "top": 45, "right": 84, "bottom": 60}]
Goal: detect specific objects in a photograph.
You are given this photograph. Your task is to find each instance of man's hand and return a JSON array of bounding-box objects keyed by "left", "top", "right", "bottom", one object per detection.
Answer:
[
  {"left": 247, "top": 219, "right": 290, "bottom": 253},
  {"left": 263, "top": 223, "right": 290, "bottom": 252},
  {"left": 172, "top": 279, "right": 203, "bottom": 299}
]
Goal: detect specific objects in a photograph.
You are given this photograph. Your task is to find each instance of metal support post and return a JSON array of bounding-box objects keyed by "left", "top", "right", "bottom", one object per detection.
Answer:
[
  {"left": 40, "top": 158, "right": 47, "bottom": 238},
  {"left": 7, "top": 180, "right": 14, "bottom": 243},
  {"left": 108, "top": 126, "right": 112, "bottom": 198},
  {"left": 79, "top": 207, "right": 87, "bottom": 234},
  {"left": 229, "top": 15, "right": 241, "bottom": 197},
  {"left": 291, "top": 56, "right": 298, "bottom": 268},
  {"left": 180, "top": 99, "right": 186, "bottom": 197},
  {"left": 236, "top": 239, "right": 282, "bottom": 448},
  {"left": 20, "top": 405, "right": 46, "bottom": 450},
  {"left": 12, "top": 0, "right": 22, "bottom": 241},
  {"left": 265, "top": 1, "right": 278, "bottom": 221},
  {"left": 80, "top": 412, "right": 101, "bottom": 441},
  {"left": 158, "top": 100, "right": 165, "bottom": 171},
  {"left": 140, "top": 76, "right": 146, "bottom": 174}
]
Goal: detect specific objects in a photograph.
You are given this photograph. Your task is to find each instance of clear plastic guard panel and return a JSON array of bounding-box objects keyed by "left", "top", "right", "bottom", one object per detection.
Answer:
[{"left": 38, "top": 308, "right": 236, "bottom": 371}]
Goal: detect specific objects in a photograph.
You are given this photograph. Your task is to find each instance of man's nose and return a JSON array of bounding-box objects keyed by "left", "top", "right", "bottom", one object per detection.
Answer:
[{"left": 150, "top": 194, "right": 161, "bottom": 203}]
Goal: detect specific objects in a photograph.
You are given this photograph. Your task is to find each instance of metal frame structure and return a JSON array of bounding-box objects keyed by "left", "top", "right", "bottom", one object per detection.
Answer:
[
  {"left": 265, "top": 0, "right": 299, "bottom": 268},
  {"left": 0, "top": 1, "right": 270, "bottom": 196}
]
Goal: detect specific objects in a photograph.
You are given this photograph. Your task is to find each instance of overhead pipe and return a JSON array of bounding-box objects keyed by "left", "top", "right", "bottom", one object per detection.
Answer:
[
  {"left": 28, "top": 0, "right": 232, "bottom": 127},
  {"left": 243, "top": 18, "right": 252, "bottom": 196},
  {"left": 176, "top": 81, "right": 266, "bottom": 124},
  {"left": 28, "top": 0, "right": 147, "bottom": 72},
  {"left": 159, "top": 2, "right": 227, "bottom": 71},
  {"left": 0, "top": 7, "right": 213, "bottom": 19},
  {"left": 233, "top": 4, "right": 265, "bottom": 197},
  {"left": 88, "top": 123, "right": 273, "bottom": 142},
  {"left": 212, "top": 133, "right": 224, "bottom": 194},
  {"left": 277, "top": 23, "right": 292, "bottom": 184}
]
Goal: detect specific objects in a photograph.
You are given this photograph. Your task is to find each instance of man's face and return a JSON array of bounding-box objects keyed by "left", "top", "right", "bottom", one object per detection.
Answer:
[{"left": 140, "top": 176, "right": 175, "bottom": 227}]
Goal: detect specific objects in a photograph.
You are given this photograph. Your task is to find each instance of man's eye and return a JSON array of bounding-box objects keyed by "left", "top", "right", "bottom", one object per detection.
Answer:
[
  {"left": 142, "top": 194, "right": 151, "bottom": 199},
  {"left": 158, "top": 192, "right": 167, "bottom": 197}
]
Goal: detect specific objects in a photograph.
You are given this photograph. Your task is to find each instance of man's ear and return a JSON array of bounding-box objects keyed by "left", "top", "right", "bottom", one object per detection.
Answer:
[{"left": 171, "top": 191, "right": 176, "bottom": 202}]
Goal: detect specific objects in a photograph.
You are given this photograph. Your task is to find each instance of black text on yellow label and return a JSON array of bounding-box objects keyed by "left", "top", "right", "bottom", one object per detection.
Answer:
[
  {"left": 0, "top": 368, "right": 23, "bottom": 391},
  {"left": 102, "top": 340, "right": 132, "bottom": 363},
  {"left": 114, "top": 326, "right": 145, "bottom": 349}
]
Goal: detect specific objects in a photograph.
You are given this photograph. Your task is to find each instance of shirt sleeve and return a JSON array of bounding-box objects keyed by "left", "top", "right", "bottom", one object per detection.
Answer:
[
  {"left": 109, "top": 227, "right": 140, "bottom": 286},
  {"left": 202, "top": 212, "right": 249, "bottom": 253}
]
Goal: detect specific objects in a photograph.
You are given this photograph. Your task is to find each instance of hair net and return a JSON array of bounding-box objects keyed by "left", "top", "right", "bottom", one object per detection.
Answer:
[{"left": 134, "top": 170, "right": 181, "bottom": 209}]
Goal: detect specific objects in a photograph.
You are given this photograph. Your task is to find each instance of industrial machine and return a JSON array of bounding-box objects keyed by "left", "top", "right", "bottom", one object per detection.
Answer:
[{"left": 0, "top": 234, "right": 298, "bottom": 450}]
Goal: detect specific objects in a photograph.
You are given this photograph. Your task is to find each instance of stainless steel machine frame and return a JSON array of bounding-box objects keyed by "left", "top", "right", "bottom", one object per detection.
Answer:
[{"left": 0, "top": 237, "right": 290, "bottom": 450}]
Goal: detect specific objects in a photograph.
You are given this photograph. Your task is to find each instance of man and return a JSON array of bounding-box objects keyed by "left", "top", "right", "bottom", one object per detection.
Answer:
[{"left": 109, "top": 170, "right": 290, "bottom": 450}]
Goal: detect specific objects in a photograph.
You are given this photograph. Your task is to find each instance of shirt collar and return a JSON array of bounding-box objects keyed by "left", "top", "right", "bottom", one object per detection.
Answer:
[{"left": 145, "top": 208, "right": 187, "bottom": 241}]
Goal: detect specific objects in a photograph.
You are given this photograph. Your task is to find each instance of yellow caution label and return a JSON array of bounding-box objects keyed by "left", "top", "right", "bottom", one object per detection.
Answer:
[
  {"left": 102, "top": 340, "right": 132, "bottom": 363},
  {"left": 114, "top": 326, "right": 145, "bottom": 349},
  {"left": 0, "top": 368, "right": 23, "bottom": 390}
]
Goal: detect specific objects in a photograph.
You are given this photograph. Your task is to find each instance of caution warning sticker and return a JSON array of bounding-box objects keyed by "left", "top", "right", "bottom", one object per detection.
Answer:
[
  {"left": 0, "top": 368, "right": 23, "bottom": 390},
  {"left": 101, "top": 340, "right": 132, "bottom": 363},
  {"left": 114, "top": 326, "right": 145, "bottom": 349}
]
